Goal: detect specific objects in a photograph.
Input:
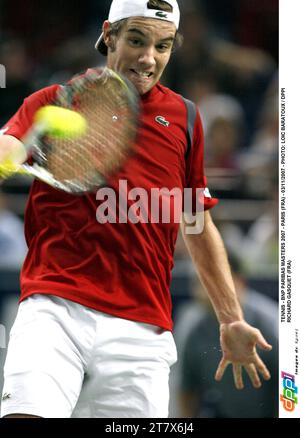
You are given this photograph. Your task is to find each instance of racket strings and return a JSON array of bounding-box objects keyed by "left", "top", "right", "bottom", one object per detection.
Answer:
[{"left": 36, "top": 69, "right": 138, "bottom": 191}]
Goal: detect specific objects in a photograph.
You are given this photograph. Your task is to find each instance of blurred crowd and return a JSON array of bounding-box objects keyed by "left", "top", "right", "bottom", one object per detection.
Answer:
[{"left": 0, "top": 0, "right": 278, "bottom": 418}]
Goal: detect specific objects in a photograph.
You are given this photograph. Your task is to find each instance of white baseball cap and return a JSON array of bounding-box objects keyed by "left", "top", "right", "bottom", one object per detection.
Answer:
[{"left": 95, "top": 0, "right": 180, "bottom": 55}]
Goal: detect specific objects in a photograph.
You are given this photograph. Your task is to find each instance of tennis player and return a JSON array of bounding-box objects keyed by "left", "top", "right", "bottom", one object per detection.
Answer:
[{"left": 0, "top": 0, "right": 272, "bottom": 418}]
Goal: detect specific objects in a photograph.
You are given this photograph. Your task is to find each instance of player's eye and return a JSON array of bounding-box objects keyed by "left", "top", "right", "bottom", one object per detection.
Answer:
[
  {"left": 157, "top": 44, "right": 172, "bottom": 52},
  {"left": 128, "top": 38, "right": 143, "bottom": 47}
]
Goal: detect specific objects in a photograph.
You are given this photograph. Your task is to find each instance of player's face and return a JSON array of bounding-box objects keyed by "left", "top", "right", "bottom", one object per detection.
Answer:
[{"left": 105, "top": 18, "right": 176, "bottom": 95}]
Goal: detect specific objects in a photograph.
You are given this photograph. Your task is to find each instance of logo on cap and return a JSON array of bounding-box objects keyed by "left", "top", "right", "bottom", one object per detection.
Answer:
[{"left": 155, "top": 11, "right": 168, "bottom": 19}]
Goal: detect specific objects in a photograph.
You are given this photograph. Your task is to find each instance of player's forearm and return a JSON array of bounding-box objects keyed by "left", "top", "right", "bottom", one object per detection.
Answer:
[
  {"left": 182, "top": 211, "right": 243, "bottom": 324},
  {"left": 0, "top": 135, "right": 27, "bottom": 164}
]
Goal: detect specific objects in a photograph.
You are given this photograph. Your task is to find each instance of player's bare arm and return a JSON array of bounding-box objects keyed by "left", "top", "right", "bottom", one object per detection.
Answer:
[{"left": 181, "top": 210, "right": 272, "bottom": 390}]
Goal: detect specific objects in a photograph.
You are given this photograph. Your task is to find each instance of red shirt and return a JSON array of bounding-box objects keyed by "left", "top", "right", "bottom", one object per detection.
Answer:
[{"left": 2, "top": 81, "right": 217, "bottom": 331}]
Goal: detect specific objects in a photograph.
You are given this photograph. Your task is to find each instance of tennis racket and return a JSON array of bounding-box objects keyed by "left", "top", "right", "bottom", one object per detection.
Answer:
[{"left": 0, "top": 67, "right": 139, "bottom": 194}]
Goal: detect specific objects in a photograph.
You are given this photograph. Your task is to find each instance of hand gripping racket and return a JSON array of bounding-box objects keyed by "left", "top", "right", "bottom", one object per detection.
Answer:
[{"left": 0, "top": 67, "right": 139, "bottom": 194}]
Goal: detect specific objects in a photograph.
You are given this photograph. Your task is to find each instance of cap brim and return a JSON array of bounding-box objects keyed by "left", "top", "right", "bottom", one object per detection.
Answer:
[{"left": 95, "top": 32, "right": 108, "bottom": 55}]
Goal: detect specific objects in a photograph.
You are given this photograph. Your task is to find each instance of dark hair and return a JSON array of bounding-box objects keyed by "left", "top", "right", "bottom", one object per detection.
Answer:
[{"left": 97, "top": 0, "right": 183, "bottom": 55}]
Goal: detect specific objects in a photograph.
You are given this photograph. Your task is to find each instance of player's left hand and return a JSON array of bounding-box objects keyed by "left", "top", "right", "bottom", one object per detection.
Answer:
[{"left": 215, "top": 320, "right": 272, "bottom": 390}]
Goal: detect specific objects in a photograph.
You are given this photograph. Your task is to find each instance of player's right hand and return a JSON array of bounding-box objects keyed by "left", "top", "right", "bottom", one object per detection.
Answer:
[{"left": 0, "top": 135, "right": 27, "bottom": 175}]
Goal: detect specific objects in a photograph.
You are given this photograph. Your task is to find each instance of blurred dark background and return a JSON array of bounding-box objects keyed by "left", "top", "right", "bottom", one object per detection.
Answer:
[{"left": 0, "top": 0, "right": 279, "bottom": 418}]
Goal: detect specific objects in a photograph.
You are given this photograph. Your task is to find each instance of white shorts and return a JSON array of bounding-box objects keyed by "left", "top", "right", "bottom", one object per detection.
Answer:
[{"left": 0, "top": 294, "right": 177, "bottom": 418}]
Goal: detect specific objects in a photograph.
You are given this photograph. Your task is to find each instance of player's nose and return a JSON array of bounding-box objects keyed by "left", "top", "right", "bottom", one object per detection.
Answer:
[{"left": 137, "top": 46, "right": 156, "bottom": 68}]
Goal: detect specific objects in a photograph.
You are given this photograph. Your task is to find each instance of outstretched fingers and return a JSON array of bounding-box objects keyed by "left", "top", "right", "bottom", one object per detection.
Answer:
[
  {"left": 215, "top": 357, "right": 229, "bottom": 382},
  {"left": 245, "top": 363, "right": 261, "bottom": 388},
  {"left": 215, "top": 323, "right": 273, "bottom": 389},
  {"left": 254, "top": 354, "right": 271, "bottom": 381},
  {"left": 233, "top": 364, "right": 243, "bottom": 389}
]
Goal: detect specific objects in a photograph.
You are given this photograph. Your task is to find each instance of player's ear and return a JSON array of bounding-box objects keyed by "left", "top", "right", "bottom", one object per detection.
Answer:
[{"left": 102, "top": 21, "right": 116, "bottom": 52}]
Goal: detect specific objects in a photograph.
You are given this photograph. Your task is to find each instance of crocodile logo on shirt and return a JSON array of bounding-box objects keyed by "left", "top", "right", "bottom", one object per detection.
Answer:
[
  {"left": 155, "top": 11, "right": 168, "bottom": 19},
  {"left": 155, "top": 116, "right": 170, "bottom": 127}
]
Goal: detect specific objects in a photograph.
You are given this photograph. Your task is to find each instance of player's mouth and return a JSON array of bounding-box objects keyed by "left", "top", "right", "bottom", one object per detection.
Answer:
[{"left": 129, "top": 69, "right": 154, "bottom": 80}]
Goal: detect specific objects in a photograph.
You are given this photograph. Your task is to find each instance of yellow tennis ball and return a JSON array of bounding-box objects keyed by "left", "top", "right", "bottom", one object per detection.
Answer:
[{"left": 34, "top": 105, "right": 87, "bottom": 138}]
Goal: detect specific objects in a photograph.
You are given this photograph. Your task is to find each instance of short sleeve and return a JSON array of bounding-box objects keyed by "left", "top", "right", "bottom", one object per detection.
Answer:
[{"left": 185, "top": 109, "right": 218, "bottom": 212}]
